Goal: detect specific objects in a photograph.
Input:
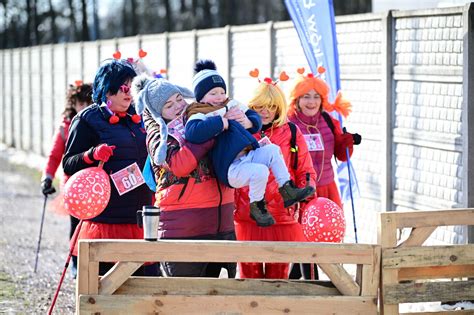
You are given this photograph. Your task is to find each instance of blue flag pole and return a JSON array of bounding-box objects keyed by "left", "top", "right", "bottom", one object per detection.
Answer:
[{"left": 285, "top": 0, "right": 359, "bottom": 242}]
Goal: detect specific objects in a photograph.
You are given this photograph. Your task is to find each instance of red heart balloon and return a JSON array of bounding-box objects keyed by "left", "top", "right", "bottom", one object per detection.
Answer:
[
  {"left": 138, "top": 49, "right": 147, "bottom": 58},
  {"left": 301, "top": 197, "right": 345, "bottom": 243},
  {"left": 63, "top": 166, "right": 111, "bottom": 220}
]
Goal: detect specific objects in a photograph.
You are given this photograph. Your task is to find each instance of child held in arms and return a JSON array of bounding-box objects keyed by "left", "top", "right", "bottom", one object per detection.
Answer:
[{"left": 184, "top": 60, "right": 315, "bottom": 227}]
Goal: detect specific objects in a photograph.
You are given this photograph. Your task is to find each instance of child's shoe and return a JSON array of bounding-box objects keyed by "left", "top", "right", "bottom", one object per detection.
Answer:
[
  {"left": 279, "top": 180, "right": 315, "bottom": 208},
  {"left": 249, "top": 199, "right": 275, "bottom": 227}
]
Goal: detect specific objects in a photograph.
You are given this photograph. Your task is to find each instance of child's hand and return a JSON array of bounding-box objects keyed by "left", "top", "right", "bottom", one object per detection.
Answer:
[
  {"left": 221, "top": 117, "right": 229, "bottom": 130},
  {"left": 225, "top": 107, "right": 253, "bottom": 129},
  {"left": 224, "top": 106, "right": 243, "bottom": 120}
]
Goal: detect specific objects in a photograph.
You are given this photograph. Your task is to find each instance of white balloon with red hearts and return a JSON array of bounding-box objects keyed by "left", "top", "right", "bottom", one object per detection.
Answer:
[
  {"left": 63, "top": 166, "right": 111, "bottom": 220},
  {"left": 301, "top": 197, "right": 346, "bottom": 243}
]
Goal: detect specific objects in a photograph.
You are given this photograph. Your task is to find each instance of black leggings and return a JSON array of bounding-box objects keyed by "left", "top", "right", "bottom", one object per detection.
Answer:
[{"left": 288, "top": 263, "right": 319, "bottom": 280}]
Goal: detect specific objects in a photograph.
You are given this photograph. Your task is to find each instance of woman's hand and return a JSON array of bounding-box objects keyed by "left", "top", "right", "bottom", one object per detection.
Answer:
[{"left": 225, "top": 107, "right": 253, "bottom": 129}]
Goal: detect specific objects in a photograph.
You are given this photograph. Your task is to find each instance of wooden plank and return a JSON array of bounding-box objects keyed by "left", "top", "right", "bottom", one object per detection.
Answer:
[
  {"left": 402, "top": 311, "right": 474, "bottom": 315},
  {"left": 379, "top": 212, "right": 400, "bottom": 315},
  {"left": 318, "top": 263, "right": 360, "bottom": 296},
  {"left": 383, "top": 280, "right": 474, "bottom": 304},
  {"left": 87, "top": 240, "right": 378, "bottom": 265},
  {"left": 399, "top": 226, "right": 437, "bottom": 247},
  {"left": 383, "top": 209, "right": 474, "bottom": 228},
  {"left": 114, "top": 277, "right": 341, "bottom": 296},
  {"left": 79, "top": 295, "right": 378, "bottom": 314},
  {"left": 76, "top": 241, "right": 90, "bottom": 314},
  {"left": 99, "top": 262, "right": 143, "bottom": 295},
  {"left": 361, "top": 246, "right": 381, "bottom": 296},
  {"left": 383, "top": 245, "right": 474, "bottom": 269},
  {"left": 399, "top": 265, "right": 474, "bottom": 281}
]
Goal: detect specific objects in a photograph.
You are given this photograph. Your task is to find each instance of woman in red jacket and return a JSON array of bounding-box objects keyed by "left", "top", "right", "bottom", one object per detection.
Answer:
[
  {"left": 40, "top": 81, "right": 92, "bottom": 276},
  {"left": 234, "top": 79, "right": 316, "bottom": 279}
]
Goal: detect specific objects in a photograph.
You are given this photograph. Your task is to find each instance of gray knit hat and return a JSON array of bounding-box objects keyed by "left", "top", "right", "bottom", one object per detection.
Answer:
[{"left": 132, "top": 74, "right": 193, "bottom": 165}]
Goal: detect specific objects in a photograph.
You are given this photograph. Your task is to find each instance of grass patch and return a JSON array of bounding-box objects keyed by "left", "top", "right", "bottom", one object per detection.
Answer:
[
  {"left": 10, "top": 162, "right": 43, "bottom": 183},
  {"left": 0, "top": 271, "right": 18, "bottom": 299}
]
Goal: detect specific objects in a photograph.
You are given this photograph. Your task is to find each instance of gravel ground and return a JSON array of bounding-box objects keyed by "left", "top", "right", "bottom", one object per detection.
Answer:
[{"left": 0, "top": 149, "right": 75, "bottom": 314}]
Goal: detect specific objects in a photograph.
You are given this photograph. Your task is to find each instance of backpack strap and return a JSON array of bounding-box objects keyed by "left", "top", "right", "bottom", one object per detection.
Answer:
[
  {"left": 321, "top": 111, "right": 335, "bottom": 135},
  {"left": 288, "top": 122, "right": 298, "bottom": 170}
]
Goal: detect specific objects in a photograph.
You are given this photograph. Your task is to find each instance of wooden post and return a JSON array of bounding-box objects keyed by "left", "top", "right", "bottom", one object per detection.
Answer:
[
  {"left": 379, "top": 212, "right": 399, "bottom": 315},
  {"left": 76, "top": 241, "right": 99, "bottom": 314}
]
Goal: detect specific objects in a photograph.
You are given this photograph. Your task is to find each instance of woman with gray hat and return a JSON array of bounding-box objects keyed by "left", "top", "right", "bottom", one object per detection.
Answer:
[{"left": 132, "top": 74, "right": 236, "bottom": 278}]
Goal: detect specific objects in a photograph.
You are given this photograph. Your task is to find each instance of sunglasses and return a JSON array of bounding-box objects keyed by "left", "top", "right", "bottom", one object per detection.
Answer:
[
  {"left": 119, "top": 85, "right": 131, "bottom": 94},
  {"left": 250, "top": 104, "right": 278, "bottom": 113}
]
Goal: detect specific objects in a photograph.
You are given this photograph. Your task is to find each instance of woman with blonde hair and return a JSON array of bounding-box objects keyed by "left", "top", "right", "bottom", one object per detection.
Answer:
[{"left": 234, "top": 75, "right": 316, "bottom": 279}]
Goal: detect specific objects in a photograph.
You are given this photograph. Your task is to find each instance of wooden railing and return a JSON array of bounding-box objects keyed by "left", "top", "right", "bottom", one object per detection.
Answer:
[
  {"left": 379, "top": 209, "right": 474, "bottom": 315},
  {"left": 76, "top": 240, "right": 381, "bottom": 314}
]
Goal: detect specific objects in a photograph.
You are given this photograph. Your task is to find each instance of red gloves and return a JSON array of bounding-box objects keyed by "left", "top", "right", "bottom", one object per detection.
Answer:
[
  {"left": 84, "top": 144, "right": 116, "bottom": 164},
  {"left": 336, "top": 133, "right": 354, "bottom": 149}
]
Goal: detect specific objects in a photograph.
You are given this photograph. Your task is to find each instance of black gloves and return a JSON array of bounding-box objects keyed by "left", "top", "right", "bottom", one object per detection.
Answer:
[{"left": 41, "top": 178, "right": 56, "bottom": 196}]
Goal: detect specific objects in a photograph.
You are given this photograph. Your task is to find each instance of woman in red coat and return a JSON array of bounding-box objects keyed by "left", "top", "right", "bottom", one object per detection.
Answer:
[
  {"left": 234, "top": 79, "right": 316, "bottom": 279},
  {"left": 40, "top": 82, "right": 92, "bottom": 276}
]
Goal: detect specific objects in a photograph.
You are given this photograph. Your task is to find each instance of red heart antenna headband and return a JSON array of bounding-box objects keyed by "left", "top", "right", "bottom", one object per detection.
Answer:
[
  {"left": 294, "top": 66, "right": 352, "bottom": 118},
  {"left": 249, "top": 68, "right": 289, "bottom": 85}
]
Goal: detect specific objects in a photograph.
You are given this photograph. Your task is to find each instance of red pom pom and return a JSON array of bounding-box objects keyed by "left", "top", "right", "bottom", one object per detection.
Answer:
[
  {"left": 263, "top": 77, "right": 273, "bottom": 84},
  {"left": 131, "top": 114, "right": 141, "bottom": 124},
  {"left": 109, "top": 115, "right": 120, "bottom": 124},
  {"left": 117, "top": 112, "right": 127, "bottom": 118},
  {"left": 307, "top": 73, "right": 314, "bottom": 78}
]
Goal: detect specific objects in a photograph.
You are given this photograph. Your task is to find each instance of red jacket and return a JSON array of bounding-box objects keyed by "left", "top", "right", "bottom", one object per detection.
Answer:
[
  {"left": 234, "top": 123, "right": 317, "bottom": 224},
  {"left": 143, "top": 110, "right": 235, "bottom": 239},
  {"left": 43, "top": 117, "right": 70, "bottom": 182}
]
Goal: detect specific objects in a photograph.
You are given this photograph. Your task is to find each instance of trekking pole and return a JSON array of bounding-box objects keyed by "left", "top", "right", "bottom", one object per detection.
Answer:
[
  {"left": 34, "top": 195, "right": 48, "bottom": 273},
  {"left": 343, "top": 127, "right": 358, "bottom": 243},
  {"left": 48, "top": 219, "right": 83, "bottom": 315}
]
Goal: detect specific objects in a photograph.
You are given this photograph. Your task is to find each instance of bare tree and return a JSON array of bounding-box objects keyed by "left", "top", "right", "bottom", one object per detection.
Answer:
[
  {"left": 80, "top": 0, "right": 89, "bottom": 41},
  {"left": 32, "top": 0, "right": 39, "bottom": 45},
  {"left": 1, "top": 0, "right": 8, "bottom": 48},
  {"left": 48, "top": 0, "right": 57, "bottom": 43},
  {"left": 163, "top": 0, "right": 171, "bottom": 32},
  {"left": 130, "top": 0, "right": 138, "bottom": 35},
  {"left": 67, "top": 0, "right": 77, "bottom": 42}
]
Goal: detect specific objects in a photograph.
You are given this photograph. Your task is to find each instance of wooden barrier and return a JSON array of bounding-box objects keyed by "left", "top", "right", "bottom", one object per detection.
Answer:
[
  {"left": 76, "top": 240, "right": 380, "bottom": 314},
  {"left": 379, "top": 209, "right": 474, "bottom": 315}
]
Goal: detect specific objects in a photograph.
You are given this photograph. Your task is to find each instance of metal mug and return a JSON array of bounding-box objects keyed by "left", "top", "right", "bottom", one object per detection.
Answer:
[{"left": 136, "top": 205, "right": 160, "bottom": 241}]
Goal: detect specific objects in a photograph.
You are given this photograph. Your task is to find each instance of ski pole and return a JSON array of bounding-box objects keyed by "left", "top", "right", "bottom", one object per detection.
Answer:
[{"left": 34, "top": 195, "right": 48, "bottom": 273}]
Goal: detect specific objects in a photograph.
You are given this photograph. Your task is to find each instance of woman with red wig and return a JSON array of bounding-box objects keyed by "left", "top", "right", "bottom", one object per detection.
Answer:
[{"left": 287, "top": 68, "right": 361, "bottom": 279}]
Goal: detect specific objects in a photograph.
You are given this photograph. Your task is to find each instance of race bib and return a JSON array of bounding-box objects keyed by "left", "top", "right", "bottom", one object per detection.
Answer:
[
  {"left": 167, "top": 117, "right": 185, "bottom": 145},
  {"left": 304, "top": 133, "right": 324, "bottom": 151},
  {"left": 258, "top": 136, "right": 272, "bottom": 147},
  {"left": 110, "top": 162, "right": 145, "bottom": 196}
]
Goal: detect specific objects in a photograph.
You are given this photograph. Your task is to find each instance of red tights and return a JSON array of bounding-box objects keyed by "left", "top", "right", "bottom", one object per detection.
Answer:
[{"left": 239, "top": 262, "right": 289, "bottom": 279}]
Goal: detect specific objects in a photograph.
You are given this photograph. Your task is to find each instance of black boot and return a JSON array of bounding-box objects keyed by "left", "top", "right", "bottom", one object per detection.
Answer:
[
  {"left": 279, "top": 180, "right": 315, "bottom": 208},
  {"left": 249, "top": 199, "right": 275, "bottom": 227}
]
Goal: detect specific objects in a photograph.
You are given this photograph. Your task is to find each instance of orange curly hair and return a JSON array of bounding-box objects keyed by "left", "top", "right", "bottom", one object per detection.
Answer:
[{"left": 289, "top": 74, "right": 351, "bottom": 118}]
